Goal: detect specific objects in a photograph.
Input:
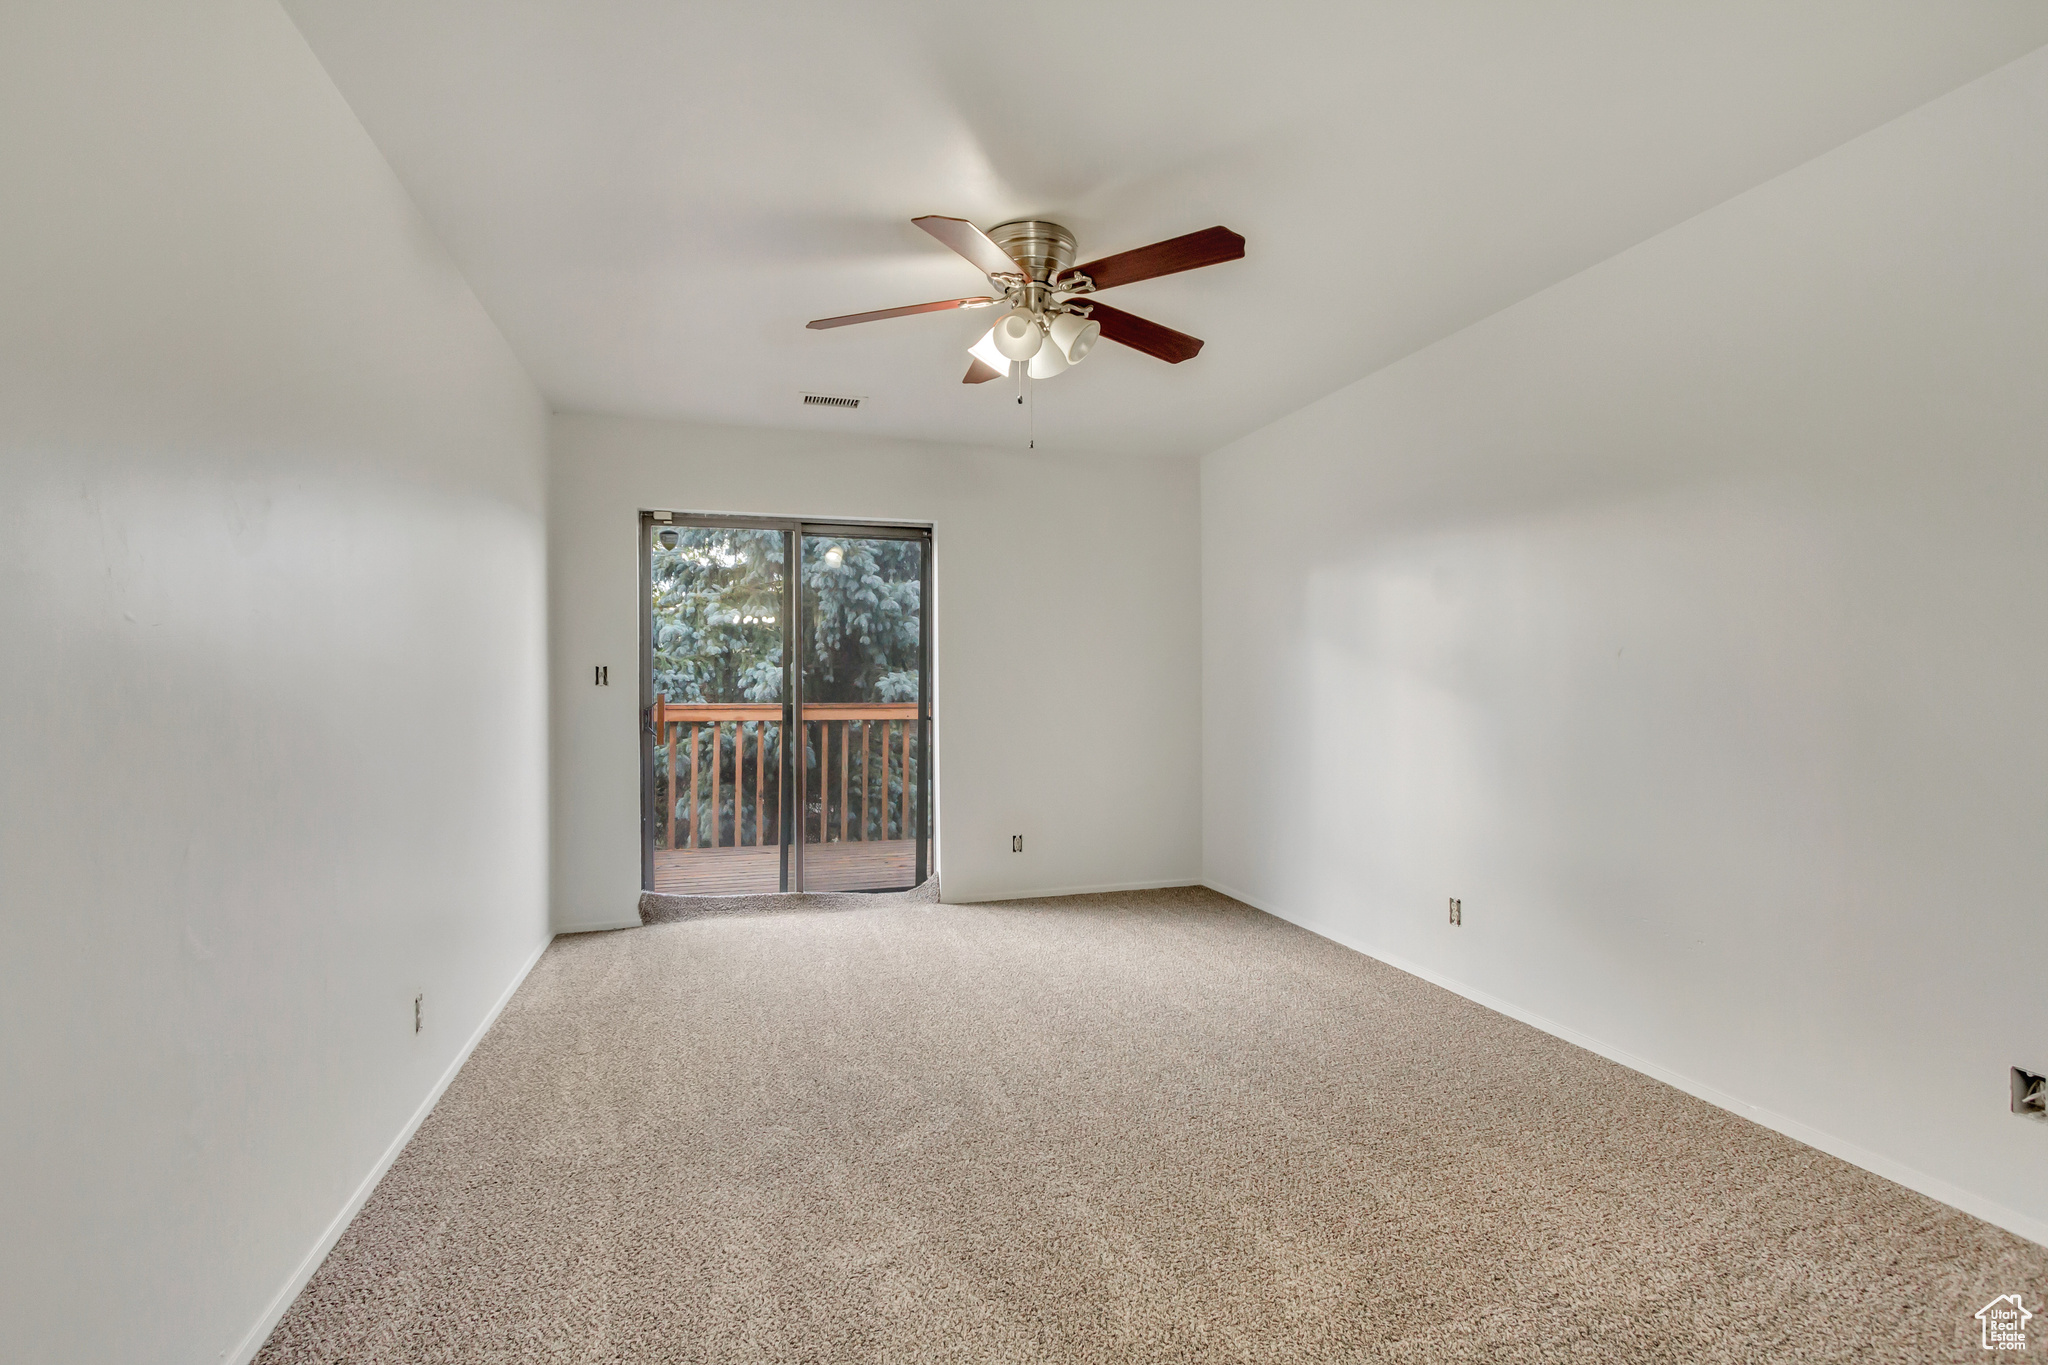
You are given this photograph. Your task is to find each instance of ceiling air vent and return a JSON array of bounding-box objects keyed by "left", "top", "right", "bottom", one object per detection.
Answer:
[{"left": 801, "top": 392, "right": 862, "bottom": 410}]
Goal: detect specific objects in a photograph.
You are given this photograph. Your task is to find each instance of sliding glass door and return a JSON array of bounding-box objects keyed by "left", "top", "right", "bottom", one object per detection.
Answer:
[
  {"left": 641, "top": 514, "right": 929, "bottom": 895},
  {"left": 642, "top": 520, "right": 789, "bottom": 895},
  {"left": 796, "top": 530, "right": 928, "bottom": 892}
]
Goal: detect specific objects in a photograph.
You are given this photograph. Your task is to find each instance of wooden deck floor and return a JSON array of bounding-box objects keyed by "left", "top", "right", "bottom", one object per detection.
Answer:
[{"left": 651, "top": 840, "right": 916, "bottom": 896}]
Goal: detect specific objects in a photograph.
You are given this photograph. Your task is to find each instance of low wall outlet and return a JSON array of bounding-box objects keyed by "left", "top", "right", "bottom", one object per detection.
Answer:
[
  {"left": 1011, "top": 835, "right": 1023, "bottom": 853},
  {"left": 1448, "top": 898, "right": 1462, "bottom": 926},
  {"left": 414, "top": 993, "right": 423, "bottom": 1034},
  {"left": 2013, "top": 1067, "right": 2046, "bottom": 1121}
]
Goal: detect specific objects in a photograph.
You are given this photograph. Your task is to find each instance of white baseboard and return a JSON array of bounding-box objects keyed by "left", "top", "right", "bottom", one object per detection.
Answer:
[
  {"left": 554, "top": 918, "right": 642, "bottom": 934},
  {"left": 953, "top": 876, "right": 1198, "bottom": 905},
  {"left": 1203, "top": 877, "right": 2048, "bottom": 1250},
  {"left": 224, "top": 932, "right": 555, "bottom": 1364}
]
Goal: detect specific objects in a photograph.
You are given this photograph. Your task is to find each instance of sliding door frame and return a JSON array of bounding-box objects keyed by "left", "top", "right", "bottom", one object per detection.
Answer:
[
  {"left": 640, "top": 510, "right": 933, "bottom": 895},
  {"left": 639, "top": 516, "right": 656, "bottom": 892}
]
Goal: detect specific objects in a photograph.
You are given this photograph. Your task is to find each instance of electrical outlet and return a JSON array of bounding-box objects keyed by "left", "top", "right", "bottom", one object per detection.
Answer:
[
  {"left": 1011, "top": 835, "right": 1023, "bottom": 852},
  {"left": 414, "top": 993, "right": 423, "bottom": 1034},
  {"left": 2014, "top": 1067, "right": 2045, "bottom": 1121},
  {"left": 1448, "top": 898, "right": 1461, "bottom": 926},
  {"left": 594, "top": 665, "right": 609, "bottom": 686}
]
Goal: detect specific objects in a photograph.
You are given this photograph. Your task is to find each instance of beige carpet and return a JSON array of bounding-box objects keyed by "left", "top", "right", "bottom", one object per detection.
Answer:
[{"left": 258, "top": 887, "right": 2046, "bottom": 1363}]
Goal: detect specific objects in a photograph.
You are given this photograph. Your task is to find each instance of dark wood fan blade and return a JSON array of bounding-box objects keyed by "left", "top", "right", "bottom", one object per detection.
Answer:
[
  {"left": 1087, "top": 300, "right": 1204, "bottom": 363},
  {"left": 807, "top": 296, "right": 995, "bottom": 330},
  {"left": 913, "top": 216, "right": 1027, "bottom": 280},
  {"left": 963, "top": 357, "right": 1004, "bottom": 384},
  {"left": 1065, "top": 225, "right": 1245, "bottom": 292}
]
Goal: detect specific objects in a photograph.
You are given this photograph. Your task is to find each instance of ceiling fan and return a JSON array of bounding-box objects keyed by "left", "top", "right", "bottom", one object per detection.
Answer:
[{"left": 807, "top": 217, "right": 1246, "bottom": 383}]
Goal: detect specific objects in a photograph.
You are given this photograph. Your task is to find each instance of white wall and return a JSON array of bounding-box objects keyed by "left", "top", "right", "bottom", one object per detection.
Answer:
[
  {"left": 0, "top": 3, "right": 551, "bottom": 1362},
  {"left": 550, "top": 413, "right": 1200, "bottom": 922},
  {"left": 1203, "top": 47, "right": 2048, "bottom": 1241}
]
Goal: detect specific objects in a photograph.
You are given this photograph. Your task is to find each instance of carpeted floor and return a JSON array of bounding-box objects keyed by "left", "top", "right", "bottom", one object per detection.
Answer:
[{"left": 258, "top": 886, "right": 2046, "bottom": 1363}]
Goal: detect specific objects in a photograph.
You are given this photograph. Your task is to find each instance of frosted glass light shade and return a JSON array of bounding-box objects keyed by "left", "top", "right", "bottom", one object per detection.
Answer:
[
  {"left": 1048, "top": 312, "right": 1101, "bottom": 363},
  {"left": 1027, "top": 340, "right": 1069, "bottom": 379},
  {"left": 992, "top": 308, "right": 1044, "bottom": 361},
  {"left": 967, "top": 327, "right": 1011, "bottom": 376}
]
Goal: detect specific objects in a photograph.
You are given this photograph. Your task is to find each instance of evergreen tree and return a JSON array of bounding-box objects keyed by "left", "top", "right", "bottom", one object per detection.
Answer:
[
  {"left": 798, "top": 535, "right": 921, "bottom": 703},
  {"left": 649, "top": 527, "right": 921, "bottom": 703},
  {"left": 649, "top": 526, "right": 786, "bottom": 703}
]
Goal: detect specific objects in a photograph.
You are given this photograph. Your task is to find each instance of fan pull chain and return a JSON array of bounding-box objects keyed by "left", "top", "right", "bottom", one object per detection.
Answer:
[{"left": 1015, "top": 361, "right": 1034, "bottom": 449}]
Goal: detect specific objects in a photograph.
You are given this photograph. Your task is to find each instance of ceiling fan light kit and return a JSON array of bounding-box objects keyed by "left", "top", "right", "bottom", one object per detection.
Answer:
[
  {"left": 1048, "top": 311, "right": 1100, "bottom": 364},
  {"left": 992, "top": 307, "right": 1045, "bottom": 362},
  {"left": 807, "top": 215, "right": 1244, "bottom": 389},
  {"left": 967, "top": 327, "right": 1012, "bottom": 375},
  {"left": 1026, "top": 339, "right": 1069, "bottom": 379}
]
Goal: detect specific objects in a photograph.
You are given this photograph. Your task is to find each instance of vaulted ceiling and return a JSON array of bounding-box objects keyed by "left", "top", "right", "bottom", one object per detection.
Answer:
[{"left": 282, "top": 1, "right": 2048, "bottom": 458}]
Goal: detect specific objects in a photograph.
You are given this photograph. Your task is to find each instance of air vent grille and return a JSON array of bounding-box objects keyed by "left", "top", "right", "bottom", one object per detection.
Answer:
[{"left": 802, "top": 393, "right": 862, "bottom": 410}]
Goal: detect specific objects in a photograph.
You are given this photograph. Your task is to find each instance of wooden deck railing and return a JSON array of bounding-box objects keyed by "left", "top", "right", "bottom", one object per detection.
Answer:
[
  {"left": 803, "top": 702, "right": 919, "bottom": 848},
  {"left": 654, "top": 699, "right": 919, "bottom": 852}
]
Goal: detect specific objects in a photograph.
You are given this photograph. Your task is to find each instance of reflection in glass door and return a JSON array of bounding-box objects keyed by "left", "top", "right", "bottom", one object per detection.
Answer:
[
  {"left": 641, "top": 514, "right": 930, "bottom": 895},
  {"left": 797, "top": 531, "right": 929, "bottom": 893}
]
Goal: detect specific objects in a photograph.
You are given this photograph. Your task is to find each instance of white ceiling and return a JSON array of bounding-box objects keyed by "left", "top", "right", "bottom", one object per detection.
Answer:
[{"left": 282, "top": 1, "right": 2048, "bottom": 459}]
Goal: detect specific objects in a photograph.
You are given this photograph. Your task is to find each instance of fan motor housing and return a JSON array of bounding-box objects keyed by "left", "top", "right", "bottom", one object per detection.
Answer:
[{"left": 989, "top": 219, "right": 1077, "bottom": 282}]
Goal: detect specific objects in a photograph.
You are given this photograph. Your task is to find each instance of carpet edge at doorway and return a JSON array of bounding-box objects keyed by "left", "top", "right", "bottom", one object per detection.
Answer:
[{"left": 639, "top": 876, "right": 941, "bottom": 924}]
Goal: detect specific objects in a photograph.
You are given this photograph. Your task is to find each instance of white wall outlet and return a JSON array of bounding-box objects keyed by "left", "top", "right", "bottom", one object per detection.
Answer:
[
  {"left": 1011, "top": 835, "right": 1023, "bottom": 852},
  {"left": 2013, "top": 1067, "right": 2045, "bottom": 1121},
  {"left": 1449, "top": 897, "right": 1462, "bottom": 926},
  {"left": 413, "top": 993, "right": 423, "bottom": 1034}
]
